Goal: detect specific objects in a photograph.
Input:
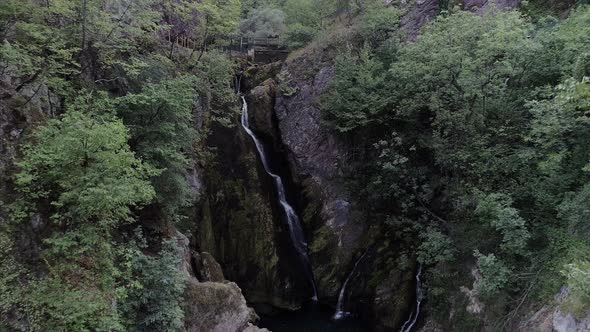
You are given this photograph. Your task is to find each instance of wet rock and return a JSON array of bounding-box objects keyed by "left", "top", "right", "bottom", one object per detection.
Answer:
[
  {"left": 372, "top": 267, "right": 416, "bottom": 331},
  {"left": 199, "top": 111, "right": 306, "bottom": 309}
]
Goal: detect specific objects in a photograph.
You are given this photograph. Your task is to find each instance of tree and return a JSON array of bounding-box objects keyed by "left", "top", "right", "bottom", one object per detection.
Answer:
[
  {"left": 13, "top": 109, "right": 156, "bottom": 331},
  {"left": 474, "top": 251, "right": 510, "bottom": 298},
  {"left": 239, "top": 7, "right": 286, "bottom": 38},
  {"left": 474, "top": 192, "right": 530, "bottom": 256},
  {"left": 16, "top": 111, "right": 156, "bottom": 224},
  {"left": 116, "top": 75, "right": 199, "bottom": 218},
  {"left": 120, "top": 239, "right": 186, "bottom": 332},
  {"left": 321, "top": 45, "right": 389, "bottom": 133},
  {"left": 390, "top": 9, "right": 537, "bottom": 186},
  {"left": 194, "top": 0, "right": 241, "bottom": 60}
]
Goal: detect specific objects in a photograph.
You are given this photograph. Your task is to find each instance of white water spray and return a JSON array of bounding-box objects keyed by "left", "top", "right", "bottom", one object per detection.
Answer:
[
  {"left": 333, "top": 251, "right": 369, "bottom": 320},
  {"left": 240, "top": 96, "right": 319, "bottom": 300},
  {"left": 399, "top": 265, "right": 424, "bottom": 332}
]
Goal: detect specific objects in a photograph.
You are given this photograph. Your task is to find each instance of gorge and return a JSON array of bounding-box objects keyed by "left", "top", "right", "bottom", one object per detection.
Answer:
[{"left": 2, "top": 0, "right": 590, "bottom": 332}]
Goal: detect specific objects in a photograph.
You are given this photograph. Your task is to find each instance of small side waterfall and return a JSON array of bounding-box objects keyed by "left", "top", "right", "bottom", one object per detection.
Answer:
[
  {"left": 240, "top": 96, "right": 319, "bottom": 300},
  {"left": 399, "top": 265, "right": 424, "bottom": 332},
  {"left": 333, "top": 251, "right": 369, "bottom": 320}
]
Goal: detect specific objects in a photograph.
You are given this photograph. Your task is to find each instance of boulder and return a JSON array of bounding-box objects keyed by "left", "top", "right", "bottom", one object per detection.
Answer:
[
  {"left": 183, "top": 279, "right": 260, "bottom": 332},
  {"left": 246, "top": 79, "right": 278, "bottom": 143}
]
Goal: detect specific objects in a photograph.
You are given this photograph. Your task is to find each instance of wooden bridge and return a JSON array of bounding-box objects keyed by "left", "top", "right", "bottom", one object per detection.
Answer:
[
  {"left": 224, "top": 35, "right": 289, "bottom": 63},
  {"left": 156, "top": 30, "right": 289, "bottom": 63}
]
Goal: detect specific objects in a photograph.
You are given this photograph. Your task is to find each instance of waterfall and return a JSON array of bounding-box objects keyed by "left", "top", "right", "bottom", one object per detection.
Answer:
[
  {"left": 399, "top": 265, "right": 424, "bottom": 332},
  {"left": 333, "top": 251, "right": 369, "bottom": 320},
  {"left": 240, "top": 96, "right": 319, "bottom": 300}
]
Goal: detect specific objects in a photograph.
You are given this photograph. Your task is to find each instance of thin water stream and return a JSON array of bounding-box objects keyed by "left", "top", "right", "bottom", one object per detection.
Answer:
[
  {"left": 399, "top": 265, "right": 424, "bottom": 332},
  {"left": 240, "top": 96, "right": 318, "bottom": 300},
  {"left": 333, "top": 251, "right": 369, "bottom": 320}
]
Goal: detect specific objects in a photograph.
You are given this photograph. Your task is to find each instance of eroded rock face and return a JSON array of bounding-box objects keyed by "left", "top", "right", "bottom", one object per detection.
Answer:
[
  {"left": 267, "top": 44, "right": 415, "bottom": 330},
  {"left": 273, "top": 49, "right": 367, "bottom": 298},
  {"left": 198, "top": 102, "right": 308, "bottom": 309}
]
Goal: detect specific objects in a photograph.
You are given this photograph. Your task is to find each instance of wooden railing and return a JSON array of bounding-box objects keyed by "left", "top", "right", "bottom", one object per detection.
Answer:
[{"left": 154, "top": 30, "right": 287, "bottom": 63}]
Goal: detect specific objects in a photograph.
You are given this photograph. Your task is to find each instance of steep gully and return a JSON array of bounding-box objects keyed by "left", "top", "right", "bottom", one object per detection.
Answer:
[
  {"left": 240, "top": 96, "right": 319, "bottom": 301},
  {"left": 239, "top": 86, "right": 423, "bottom": 330}
]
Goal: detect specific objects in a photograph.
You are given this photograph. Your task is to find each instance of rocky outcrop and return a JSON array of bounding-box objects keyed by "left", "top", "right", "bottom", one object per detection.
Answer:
[
  {"left": 461, "top": 0, "right": 521, "bottom": 13},
  {"left": 176, "top": 230, "right": 266, "bottom": 332},
  {"left": 246, "top": 79, "right": 279, "bottom": 144},
  {"left": 399, "top": 0, "right": 441, "bottom": 40},
  {"left": 183, "top": 280, "right": 262, "bottom": 332},
  {"left": 520, "top": 288, "right": 590, "bottom": 332}
]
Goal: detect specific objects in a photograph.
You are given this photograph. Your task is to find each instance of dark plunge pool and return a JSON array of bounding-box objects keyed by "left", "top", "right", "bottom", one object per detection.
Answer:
[{"left": 258, "top": 301, "right": 369, "bottom": 332}]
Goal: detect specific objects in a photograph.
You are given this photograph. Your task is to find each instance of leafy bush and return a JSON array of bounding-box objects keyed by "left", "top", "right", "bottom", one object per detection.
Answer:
[
  {"left": 120, "top": 240, "right": 186, "bottom": 332},
  {"left": 321, "top": 45, "right": 388, "bottom": 133},
  {"left": 116, "top": 76, "right": 198, "bottom": 217},
  {"left": 418, "top": 228, "right": 456, "bottom": 266},
  {"left": 15, "top": 110, "right": 156, "bottom": 224},
  {"left": 561, "top": 261, "right": 590, "bottom": 315},
  {"left": 474, "top": 251, "right": 510, "bottom": 298},
  {"left": 474, "top": 192, "right": 530, "bottom": 256}
]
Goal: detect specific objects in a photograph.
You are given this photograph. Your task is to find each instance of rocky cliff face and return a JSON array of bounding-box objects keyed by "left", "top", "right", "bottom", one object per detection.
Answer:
[
  {"left": 273, "top": 50, "right": 367, "bottom": 298},
  {"left": 196, "top": 80, "right": 312, "bottom": 309},
  {"left": 239, "top": 50, "right": 416, "bottom": 330}
]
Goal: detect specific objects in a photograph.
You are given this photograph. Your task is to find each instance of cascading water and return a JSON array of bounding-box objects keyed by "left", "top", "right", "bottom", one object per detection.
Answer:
[
  {"left": 333, "top": 251, "right": 369, "bottom": 320},
  {"left": 240, "top": 96, "right": 319, "bottom": 300},
  {"left": 399, "top": 265, "right": 424, "bottom": 332}
]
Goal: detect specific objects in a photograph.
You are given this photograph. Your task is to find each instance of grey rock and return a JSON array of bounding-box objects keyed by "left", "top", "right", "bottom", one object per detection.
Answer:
[
  {"left": 183, "top": 280, "right": 260, "bottom": 332},
  {"left": 520, "top": 287, "right": 590, "bottom": 331},
  {"left": 462, "top": 0, "right": 521, "bottom": 14},
  {"left": 246, "top": 79, "right": 278, "bottom": 142},
  {"left": 242, "top": 323, "right": 270, "bottom": 332},
  {"left": 200, "top": 252, "right": 226, "bottom": 283},
  {"left": 274, "top": 55, "right": 365, "bottom": 298}
]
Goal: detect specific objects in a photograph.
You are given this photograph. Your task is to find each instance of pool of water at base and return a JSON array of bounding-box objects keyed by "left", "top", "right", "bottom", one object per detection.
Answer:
[{"left": 258, "top": 301, "right": 369, "bottom": 332}]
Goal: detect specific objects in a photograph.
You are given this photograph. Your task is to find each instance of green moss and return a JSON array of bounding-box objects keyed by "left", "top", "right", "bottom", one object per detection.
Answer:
[{"left": 310, "top": 226, "right": 335, "bottom": 254}]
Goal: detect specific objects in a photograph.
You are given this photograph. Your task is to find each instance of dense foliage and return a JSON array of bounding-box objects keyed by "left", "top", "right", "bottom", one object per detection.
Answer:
[
  {"left": 2, "top": 0, "right": 590, "bottom": 330},
  {"left": 319, "top": 2, "right": 590, "bottom": 328},
  {"left": 0, "top": 0, "right": 237, "bottom": 330}
]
